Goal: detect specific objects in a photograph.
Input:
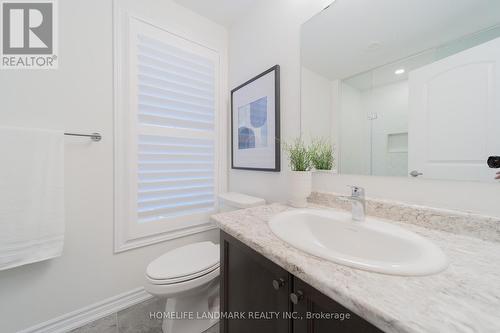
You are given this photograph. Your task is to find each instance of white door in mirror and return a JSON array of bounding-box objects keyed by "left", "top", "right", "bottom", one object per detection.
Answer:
[
  {"left": 409, "top": 37, "right": 500, "bottom": 182},
  {"left": 269, "top": 209, "right": 448, "bottom": 276}
]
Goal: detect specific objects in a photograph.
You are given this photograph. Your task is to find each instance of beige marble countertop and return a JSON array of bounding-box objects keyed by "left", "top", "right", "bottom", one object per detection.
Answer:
[{"left": 211, "top": 203, "right": 500, "bottom": 333}]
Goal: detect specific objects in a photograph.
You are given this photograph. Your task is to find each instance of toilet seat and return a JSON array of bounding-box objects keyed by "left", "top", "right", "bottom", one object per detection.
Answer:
[
  {"left": 144, "top": 240, "right": 221, "bottom": 332},
  {"left": 145, "top": 265, "right": 220, "bottom": 298},
  {"left": 146, "top": 241, "right": 220, "bottom": 285},
  {"left": 147, "top": 263, "right": 220, "bottom": 285}
]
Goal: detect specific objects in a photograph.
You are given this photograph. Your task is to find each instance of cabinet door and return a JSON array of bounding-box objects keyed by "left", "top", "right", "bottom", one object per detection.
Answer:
[
  {"left": 221, "top": 231, "right": 292, "bottom": 333},
  {"left": 292, "top": 278, "right": 383, "bottom": 333}
]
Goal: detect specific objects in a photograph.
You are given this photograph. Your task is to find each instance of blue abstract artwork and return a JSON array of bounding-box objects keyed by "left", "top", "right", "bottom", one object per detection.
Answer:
[{"left": 238, "top": 97, "right": 268, "bottom": 150}]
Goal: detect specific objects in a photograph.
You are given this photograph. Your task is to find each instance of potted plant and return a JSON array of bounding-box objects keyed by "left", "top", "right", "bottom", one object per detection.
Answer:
[
  {"left": 284, "top": 138, "right": 313, "bottom": 207},
  {"left": 310, "top": 138, "right": 335, "bottom": 172}
]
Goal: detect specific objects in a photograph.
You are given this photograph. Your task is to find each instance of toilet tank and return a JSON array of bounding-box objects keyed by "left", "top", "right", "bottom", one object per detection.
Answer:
[{"left": 218, "top": 192, "right": 265, "bottom": 212}]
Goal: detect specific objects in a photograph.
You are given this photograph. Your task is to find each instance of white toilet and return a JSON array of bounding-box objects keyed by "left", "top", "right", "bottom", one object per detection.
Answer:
[
  {"left": 144, "top": 192, "right": 265, "bottom": 333},
  {"left": 218, "top": 192, "right": 266, "bottom": 212}
]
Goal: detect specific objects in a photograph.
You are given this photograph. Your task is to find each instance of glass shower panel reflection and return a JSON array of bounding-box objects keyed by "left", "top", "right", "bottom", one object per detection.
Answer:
[{"left": 340, "top": 61, "right": 412, "bottom": 177}]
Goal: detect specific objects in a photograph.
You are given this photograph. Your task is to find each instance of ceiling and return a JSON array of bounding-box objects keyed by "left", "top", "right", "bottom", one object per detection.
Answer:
[
  {"left": 343, "top": 49, "right": 435, "bottom": 91},
  {"left": 301, "top": 0, "right": 500, "bottom": 80},
  {"left": 173, "top": 0, "right": 257, "bottom": 27}
]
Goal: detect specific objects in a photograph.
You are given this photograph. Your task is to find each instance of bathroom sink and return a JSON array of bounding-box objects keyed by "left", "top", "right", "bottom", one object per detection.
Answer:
[{"left": 269, "top": 209, "right": 448, "bottom": 276}]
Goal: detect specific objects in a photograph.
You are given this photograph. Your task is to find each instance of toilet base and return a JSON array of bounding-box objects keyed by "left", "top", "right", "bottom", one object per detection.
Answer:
[{"left": 162, "top": 280, "right": 219, "bottom": 333}]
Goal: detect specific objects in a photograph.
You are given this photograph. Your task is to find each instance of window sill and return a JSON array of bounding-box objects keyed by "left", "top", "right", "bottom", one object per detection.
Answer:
[{"left": 114, "top": 223, "right": 218, "bottom": 253}]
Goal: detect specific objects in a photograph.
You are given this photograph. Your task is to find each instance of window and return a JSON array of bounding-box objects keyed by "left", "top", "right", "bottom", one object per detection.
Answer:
[{"left": 114, "top": 11, "right": 224, "bottom": 252}]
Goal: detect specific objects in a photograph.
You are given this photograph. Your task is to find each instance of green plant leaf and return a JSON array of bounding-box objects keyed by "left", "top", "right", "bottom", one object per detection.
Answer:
[
  {"left": 310, "top": 137, "right": 335, "bottom": 170},
  {"left": 283, "top": 138, "right": 312, "bottom": 171}
]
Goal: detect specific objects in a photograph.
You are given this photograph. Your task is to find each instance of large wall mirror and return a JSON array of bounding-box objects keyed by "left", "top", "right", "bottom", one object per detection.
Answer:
[{"left": 300, "top": 0, "right": 500, "bottom": 182}]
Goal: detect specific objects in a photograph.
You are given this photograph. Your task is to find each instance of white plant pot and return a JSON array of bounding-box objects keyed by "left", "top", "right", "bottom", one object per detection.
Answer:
[
  {"left": 288, "top": 171, "right": 312, "bottom": 208},
  {"left": 313, "top": 169, "right": 337, "bottom": 174}
]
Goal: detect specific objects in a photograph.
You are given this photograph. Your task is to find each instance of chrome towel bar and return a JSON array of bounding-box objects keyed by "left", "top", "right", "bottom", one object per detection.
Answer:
[{"left": 64, "top": 132, "right": 102, "bottom": 142}]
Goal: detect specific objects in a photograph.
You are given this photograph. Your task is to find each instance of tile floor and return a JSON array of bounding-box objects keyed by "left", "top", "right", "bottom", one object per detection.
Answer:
[{"left": 70, "top": 297, "right": 219, "bottom": 333}]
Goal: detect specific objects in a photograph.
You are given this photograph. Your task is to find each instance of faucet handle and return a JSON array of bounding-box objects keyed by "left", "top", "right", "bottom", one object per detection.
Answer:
[{"left": 347, "top": 185, "right": 365, "bottom": 197}]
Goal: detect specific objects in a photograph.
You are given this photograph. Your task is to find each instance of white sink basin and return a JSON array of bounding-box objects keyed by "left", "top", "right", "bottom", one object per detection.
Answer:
[{"left": 269, "top": 209, "right": 448, "bottom": 276}]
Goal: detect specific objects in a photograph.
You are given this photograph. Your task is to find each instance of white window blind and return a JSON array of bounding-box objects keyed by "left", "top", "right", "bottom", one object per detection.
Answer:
[
  {"left": 115, "top": 15, "right": 222, "bottom": 252},
  {"left": 136, "top": 33, "right": 217, "bottom": 223},
  {"left": 137, "top": 135, "right": 215, "bottom": 224}
]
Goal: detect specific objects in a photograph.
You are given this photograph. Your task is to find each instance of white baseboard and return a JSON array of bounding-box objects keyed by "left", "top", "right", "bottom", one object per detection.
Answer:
[{"left": 17, "top": 287, "right": 153, "bottom": 333}]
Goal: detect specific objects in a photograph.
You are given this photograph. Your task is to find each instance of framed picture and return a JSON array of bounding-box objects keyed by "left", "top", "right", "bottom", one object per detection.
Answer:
[{"left": 231, "top": 65, "right": 280, "bottom": 171}]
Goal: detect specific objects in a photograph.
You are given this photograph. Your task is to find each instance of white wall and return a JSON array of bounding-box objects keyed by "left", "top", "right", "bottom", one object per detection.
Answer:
[
  {"left": 338, "top": 80, "right": 408, "bottom": 176},
  {"left": 366, "top": 81, "right": 408, "bottom": 177},
  {"left": 330, "top": 79, "right": 341, "bottom": 171},
  {"left": 228, "top": 0, "right": 331, "bottom": 203},
  {"left": 229, "top": 0, "right": 500, "bottom": 217},
  {"left": 313, "top": 173, "right": 500, "bottom": 216},
  {"left": 339, "top": 82, "right": 370, "bottom": 174},
  {"left": 300, "top": 67, "right": 332, "bottom": 143},
  {"left": 0, "top": 1, "right": 227, "bottom": 332}
]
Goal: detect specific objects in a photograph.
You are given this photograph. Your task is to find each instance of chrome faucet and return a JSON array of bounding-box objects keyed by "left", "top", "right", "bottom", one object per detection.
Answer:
[{"left": 338, "top": 186, "right": 366, "bottom": 221}]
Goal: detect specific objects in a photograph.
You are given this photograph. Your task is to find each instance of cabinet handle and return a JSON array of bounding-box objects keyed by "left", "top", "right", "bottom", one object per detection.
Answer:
[
  {"left": 409, "top": 170, "right": 423, "bottom": 177},
  {"left": 272, "top": 278, "right": 286, "bottom": 290},
  {"left": 290, "top": 291, "right": 304, "bottom": 304}
]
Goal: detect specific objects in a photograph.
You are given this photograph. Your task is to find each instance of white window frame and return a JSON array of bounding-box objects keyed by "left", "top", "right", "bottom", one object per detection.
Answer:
[{"left": 113, "top": 4, "right": 227, "bottom": 252}]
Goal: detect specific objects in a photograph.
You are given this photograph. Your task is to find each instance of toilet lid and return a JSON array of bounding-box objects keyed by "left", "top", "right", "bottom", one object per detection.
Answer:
[
  {"left": 147, "top": 264, "right": 219, "bottom": 285},
  {"left": 146, "top": 242, "right": 220, "bottom": 281}
]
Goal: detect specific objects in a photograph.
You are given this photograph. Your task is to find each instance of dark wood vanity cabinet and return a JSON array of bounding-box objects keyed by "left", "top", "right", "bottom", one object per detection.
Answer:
[
  {"left": 292, "top": 278, "right": 382, "bottom": 333},
  {"left": 220, "top": 231, "right": 383, "bottom": 333},
  {"left": 220, "top": 231, "right": 292, "bottom": 333}
]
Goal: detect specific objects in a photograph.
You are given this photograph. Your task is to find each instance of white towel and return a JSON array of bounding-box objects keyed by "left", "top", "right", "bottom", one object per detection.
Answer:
[{"left": 0, "top": 127, "right": 64, "bottom": 270}]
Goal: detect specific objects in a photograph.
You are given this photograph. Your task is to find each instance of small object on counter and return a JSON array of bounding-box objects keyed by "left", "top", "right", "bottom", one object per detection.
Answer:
[{"left": 487, "top": 156, "right": 500, "bottom": 168}]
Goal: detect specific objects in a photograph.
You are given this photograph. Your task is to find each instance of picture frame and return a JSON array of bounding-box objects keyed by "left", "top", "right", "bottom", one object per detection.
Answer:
[{"left": 231, "top": 65, "right": 281, "bottom": 171}]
